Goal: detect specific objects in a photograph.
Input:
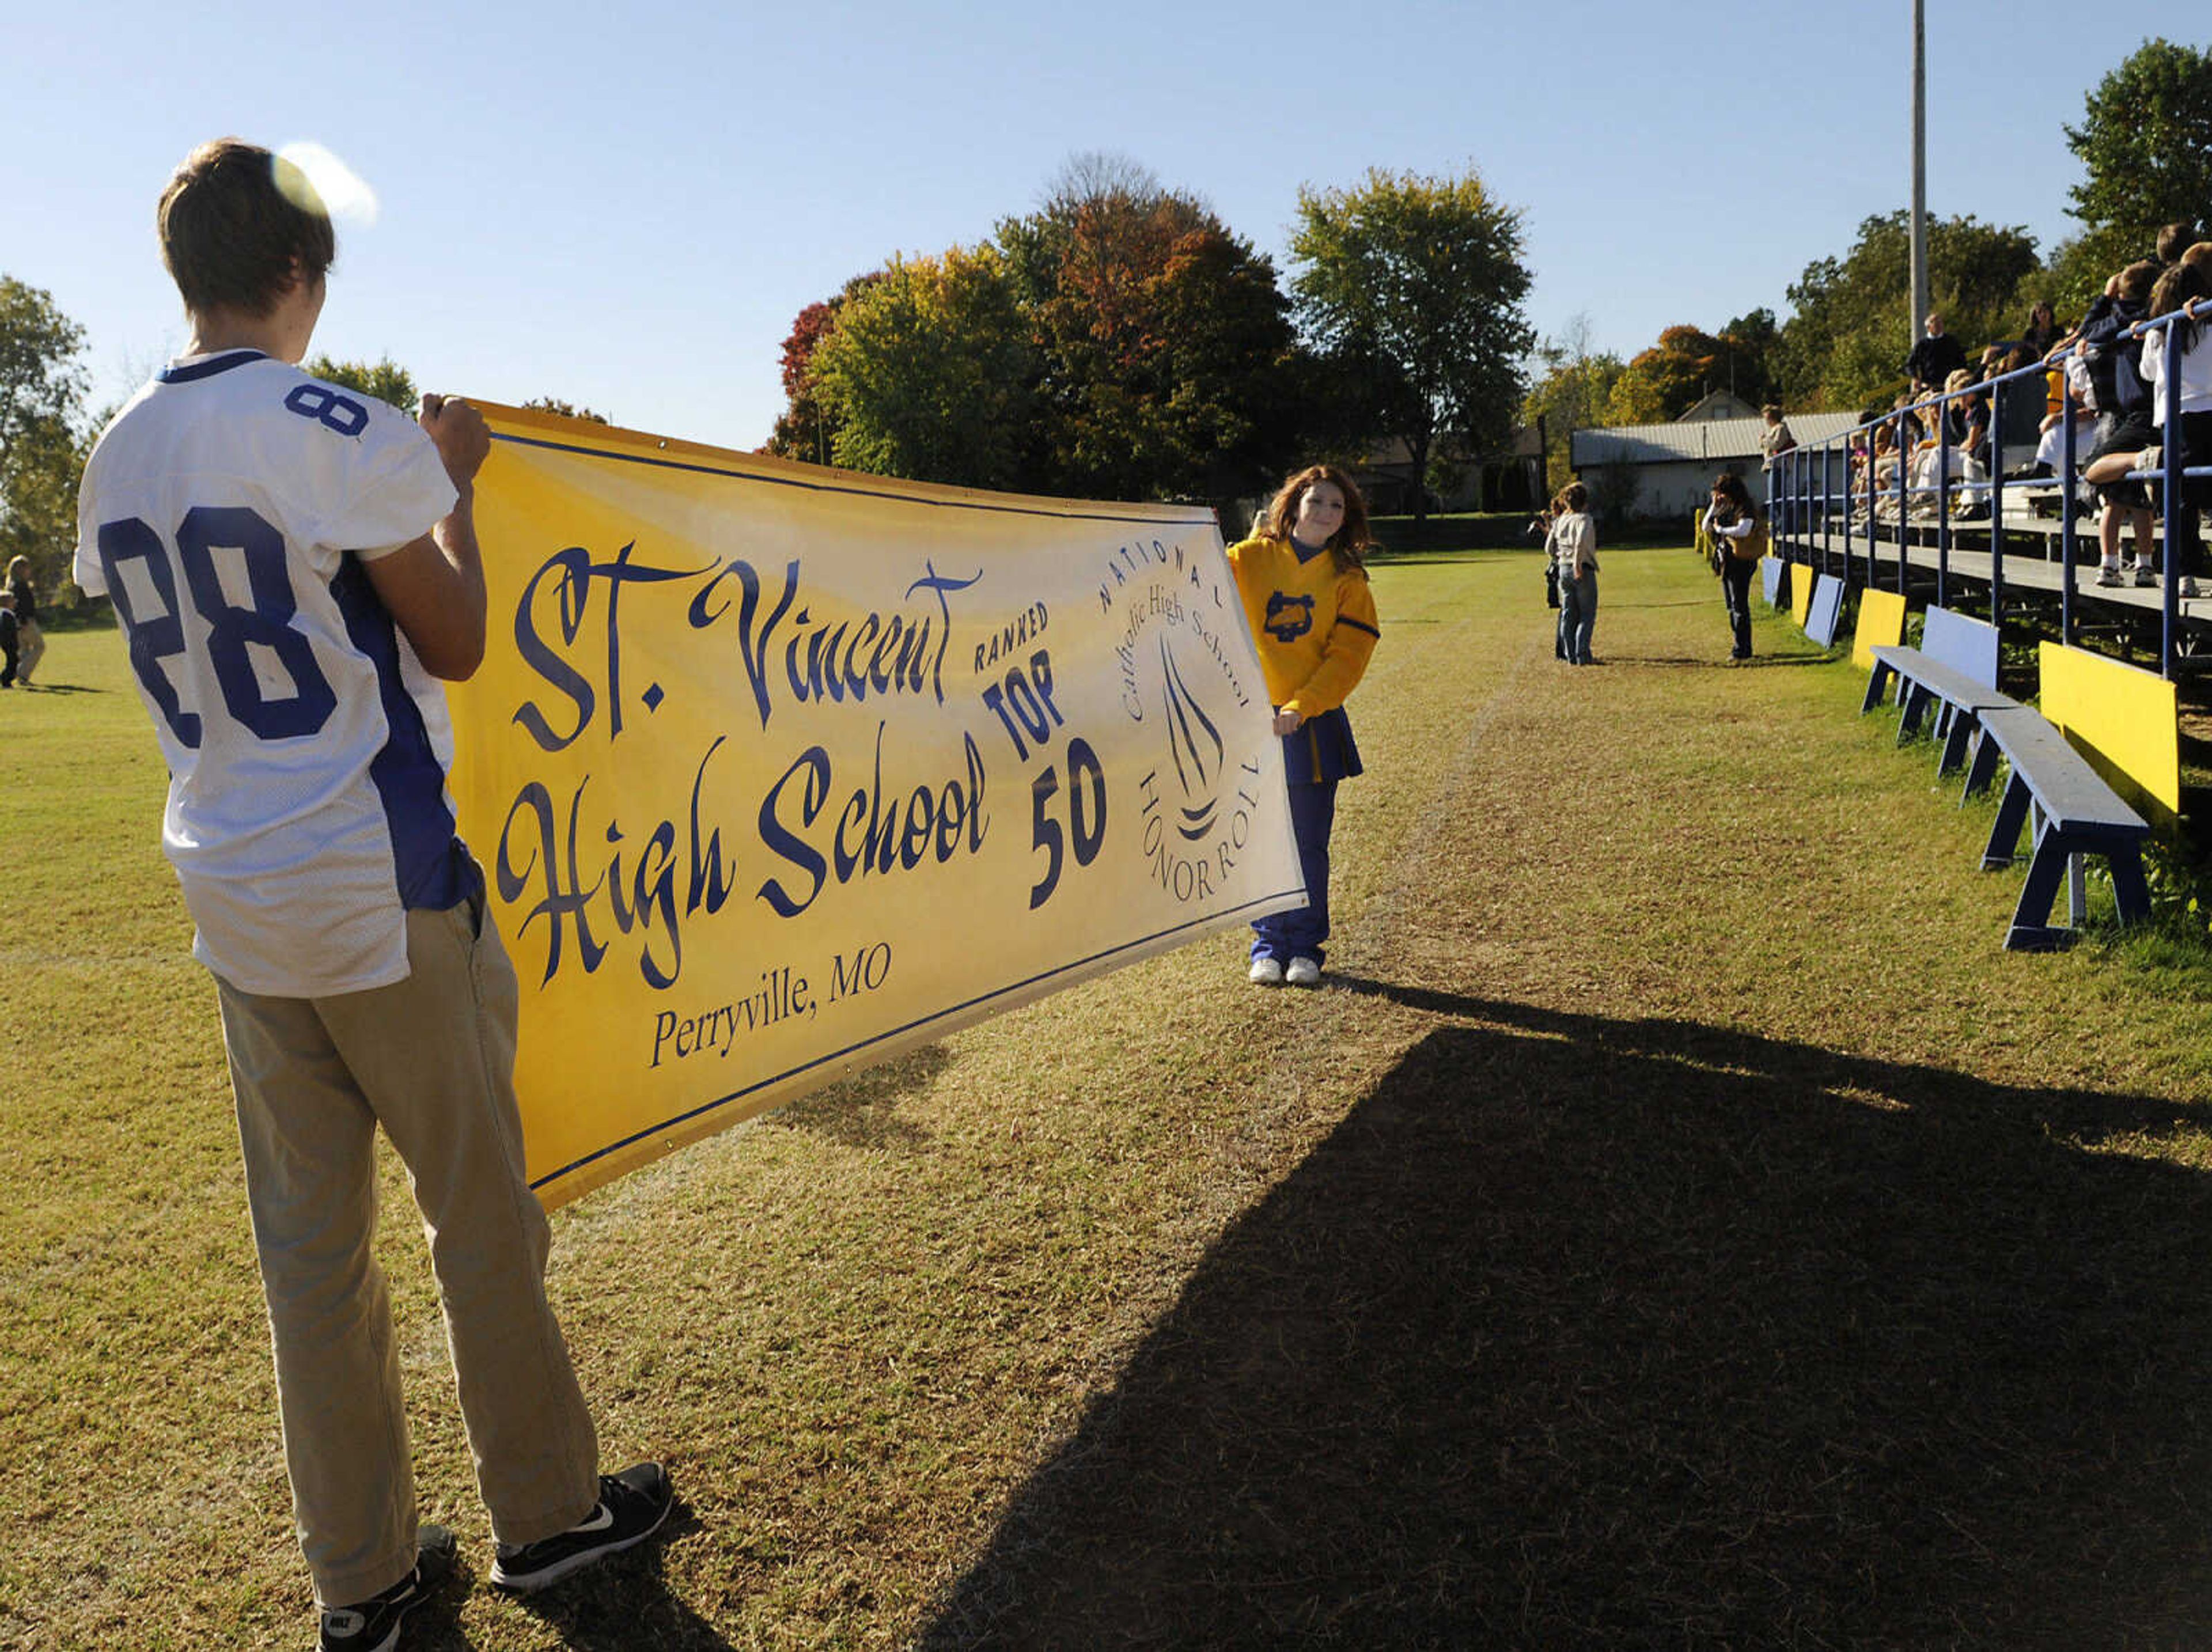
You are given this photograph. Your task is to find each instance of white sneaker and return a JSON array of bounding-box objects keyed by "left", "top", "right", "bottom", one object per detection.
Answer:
[
  {"left": 2183, "top": 578, "right": 2203, "bottom": 598},
  {"left": 2095, "top": 565, "right": 2123, "bottom": 587},
  {"left": 1284, "top": 957, "right": 1322, "bottom": 987},
  {"left": 1248, "top": 957, "right": 1284, "bottom": 986}
]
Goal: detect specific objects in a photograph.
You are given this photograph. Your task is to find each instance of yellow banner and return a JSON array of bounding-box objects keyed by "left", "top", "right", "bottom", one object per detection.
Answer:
[{"left": 444, "top": 406, "right": 1305, "bottom": 1207}]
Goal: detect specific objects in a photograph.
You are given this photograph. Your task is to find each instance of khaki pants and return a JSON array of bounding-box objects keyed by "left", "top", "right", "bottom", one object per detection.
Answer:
[{"left": 216, "top": 896, "right": 599, "bottom": 1607}]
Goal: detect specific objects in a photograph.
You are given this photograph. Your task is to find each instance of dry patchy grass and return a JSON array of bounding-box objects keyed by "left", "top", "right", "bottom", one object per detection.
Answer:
[{"left": 8, "top": 549, "right": 2212, "bottom": 1649}]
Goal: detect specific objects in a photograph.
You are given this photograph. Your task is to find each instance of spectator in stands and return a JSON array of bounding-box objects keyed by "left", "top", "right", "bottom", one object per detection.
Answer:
[
  {"left": 1759, "top": 404, "right": 1797, "bottom": 460},
  {"left": 1705, "top": 471, "right": 1766, "bottom": 662},
  {"left": 2020, "top": 300, "right": 2063, "bottom": 359},
  {"left": 2137, "top": 259, "right": 2212, "bottom": 597},
  {"left": 1906, "top": 312, "right": 1968, "bottom": 394},
  {"left": 1964, "top": 398, "right": 1993, "bottom": 471},
  {"left": 1870, "top": 420, "right": 1902, "bottom": 490},
  {"left": 1941, "top": 366, "right": 1979, "bottom": 448},
  {"left": 2158, "top": 221, "right": 2202, "bottom": 269},
  {"left": 2076, "top": 260, "right": 2162, "bottom": 585},
  {"left": 1991, "top": 346, "right": 2047, "bottom": 463},
  {"left": 2033, "top": 396, "right": 2098, "bottom": 486}
]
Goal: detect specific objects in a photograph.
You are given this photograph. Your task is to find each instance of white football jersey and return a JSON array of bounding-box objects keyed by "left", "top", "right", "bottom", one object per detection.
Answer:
[{"left": 75, "top": 350, "right": 462, "bottom": 996}]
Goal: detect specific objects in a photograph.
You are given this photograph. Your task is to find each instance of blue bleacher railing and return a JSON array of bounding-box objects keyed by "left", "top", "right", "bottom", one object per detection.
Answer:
[{"left": 1762, "top": 297, "right": 2211, "bottom": 680}]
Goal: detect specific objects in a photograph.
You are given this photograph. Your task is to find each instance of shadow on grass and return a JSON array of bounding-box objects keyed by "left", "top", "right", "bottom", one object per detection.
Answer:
[
  {"left": 410, "top": 1504, "right": 726, "bottom": 1651},
  {"left": 919, "top": 987, "right": 2212, "bottom": 1649},
  {"left": 766, "top": 1043, "right": 950, "bottom": 1150}
]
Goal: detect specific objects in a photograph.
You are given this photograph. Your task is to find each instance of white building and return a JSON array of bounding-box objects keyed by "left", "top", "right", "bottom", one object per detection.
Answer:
[{"left": 1570, "top": 411, "right": 1861, "bottom": 520}]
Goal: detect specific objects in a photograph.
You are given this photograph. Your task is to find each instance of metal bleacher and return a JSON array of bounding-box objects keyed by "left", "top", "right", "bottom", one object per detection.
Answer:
[{"left": 1762, "top": 302, "right": 2212, "bottom": 679}]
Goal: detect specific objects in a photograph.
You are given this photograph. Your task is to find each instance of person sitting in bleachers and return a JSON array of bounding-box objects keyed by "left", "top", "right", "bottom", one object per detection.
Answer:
[
  {"left": 2020, "top": 299, "right": 2063, "bottom": 359},
  {"left": 2075, "top": 260, "right": 2161, "bottom": 585},
  {"left": 2135, "top": 257, "right": 2212, "bottom": 598}
]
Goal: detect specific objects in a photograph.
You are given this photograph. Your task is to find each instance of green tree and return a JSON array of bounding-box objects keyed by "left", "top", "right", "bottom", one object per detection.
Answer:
[
  {"left": 0, "top": 278, "right": 90, "bottom": 600},
  {"left": 1290, "top": 166, "right": 1533, "bottom": 523},
  {"left": 1775, "top": 211, "right": 2040, "bottom": 410},
  {"left": 1000, "top": 156, "right": 1299, "bottom": 501},
  {"left": 2060, "top": 37, "right": 2212, "bottom": 298},
  {"left": 522, "top": 397, "right": 610, "bottom": 424},
  {"left": 1521, "top": 315, "right": 1624, "bottom": 492},
  {"left": 305, "top": 355, "right": 418, "bottom": 412},
  {"left": 1602, "top": 358, "right": 1670, "bottom": 426},
  {"left": 808, "top": 245, "right": 1037, "bottom": 490},
  {"left": 1716, "top": 308, "right": 1782, "bottom": 407}
]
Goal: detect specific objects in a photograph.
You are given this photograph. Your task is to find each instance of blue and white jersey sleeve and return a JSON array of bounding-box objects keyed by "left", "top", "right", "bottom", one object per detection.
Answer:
[{"left": 74, "top": 352, "right": 467, "bottom": 998}]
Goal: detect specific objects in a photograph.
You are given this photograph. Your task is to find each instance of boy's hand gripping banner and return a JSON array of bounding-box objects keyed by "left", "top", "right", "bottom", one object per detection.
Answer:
[{"left": 445, "top": 406, "right": 1305, "bottom": 1207}]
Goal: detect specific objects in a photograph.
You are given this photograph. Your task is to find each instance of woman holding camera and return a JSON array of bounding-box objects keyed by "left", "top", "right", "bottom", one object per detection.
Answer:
[{"left": 1706, "top": 471, "right": 1767, "bottom": 661}]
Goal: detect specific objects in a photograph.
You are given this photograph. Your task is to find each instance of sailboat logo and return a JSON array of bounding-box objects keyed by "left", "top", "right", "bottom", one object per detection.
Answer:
[{"left": 1160, "top": 634, "right": 1225, "bottom": 841}]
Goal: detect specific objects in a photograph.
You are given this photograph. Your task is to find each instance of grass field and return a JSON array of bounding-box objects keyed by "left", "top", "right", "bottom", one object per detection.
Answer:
[{"left": 9, "top": 541, "right": 2212, "bottom": 1649}]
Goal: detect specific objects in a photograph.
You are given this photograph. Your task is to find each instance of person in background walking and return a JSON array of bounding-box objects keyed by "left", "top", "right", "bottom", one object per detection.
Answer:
[{"left": 1547, "top": 480, "right": 1599, "bottom": 666}]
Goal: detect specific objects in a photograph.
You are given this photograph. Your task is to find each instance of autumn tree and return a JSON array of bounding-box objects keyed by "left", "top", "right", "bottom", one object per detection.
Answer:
[
  {"left": 0, "top": 277, "right": 90, "bottom": 598},
  {"left": 762, "top": 270, "right": 884, "bottom": 465},
  {"left": 806, "top": 246, "right": 1037, "bottom": 490},
  {"left": 1290, "top": 166, "right": 1533, "bottom": 522},
  {"left": 1000, "top": 157, "right": 1300, "bottom": 501}
]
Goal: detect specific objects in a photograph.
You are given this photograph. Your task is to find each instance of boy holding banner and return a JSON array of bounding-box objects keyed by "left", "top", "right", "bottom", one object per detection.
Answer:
[{"left": 74, "top": 139, "right": 672, "bottom": 1651}]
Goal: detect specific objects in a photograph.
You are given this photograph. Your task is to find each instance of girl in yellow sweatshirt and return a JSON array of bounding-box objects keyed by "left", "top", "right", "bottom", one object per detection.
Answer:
[{"left": 1226, "top": 464, "right": 1382, "bottom": 987}]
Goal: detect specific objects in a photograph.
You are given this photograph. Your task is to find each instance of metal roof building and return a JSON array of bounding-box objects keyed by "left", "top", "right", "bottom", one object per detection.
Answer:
[{"left": 1570, "top": 412, "right": 1861, "bottom": 519}]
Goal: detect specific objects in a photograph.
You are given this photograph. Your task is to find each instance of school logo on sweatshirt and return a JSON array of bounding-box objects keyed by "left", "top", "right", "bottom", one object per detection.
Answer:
[{"left": 1264, "top": 592, "right": 1313, "bottom": 644}]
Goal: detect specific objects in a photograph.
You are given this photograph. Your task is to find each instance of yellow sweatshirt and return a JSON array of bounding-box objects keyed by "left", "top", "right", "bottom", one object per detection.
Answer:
[{"left": 1224, "top": 535, "right": 1381, "bottom": 721}]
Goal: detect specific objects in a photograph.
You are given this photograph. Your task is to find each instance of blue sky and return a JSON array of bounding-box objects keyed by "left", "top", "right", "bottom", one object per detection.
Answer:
[{"left": 5, "top": 2, "right": 2196, "bottom": 451}]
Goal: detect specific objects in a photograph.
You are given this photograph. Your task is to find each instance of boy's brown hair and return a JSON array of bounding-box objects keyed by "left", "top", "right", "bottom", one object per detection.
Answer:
[{"left": 158, "top": 139, "right": 334, "bottom": 319}]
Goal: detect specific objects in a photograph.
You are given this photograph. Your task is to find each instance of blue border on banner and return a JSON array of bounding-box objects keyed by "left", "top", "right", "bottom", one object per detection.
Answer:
[
  {"left": 529, "top": 885, "right": 1305, "bottom": 1192},
  {"left": 494, "top": 432, "right": 1222, "bottom": 528}
]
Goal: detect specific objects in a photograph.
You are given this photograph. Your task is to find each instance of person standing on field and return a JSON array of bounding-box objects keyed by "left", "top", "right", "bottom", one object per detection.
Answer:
[
  {"left": 1227, "top": 463, "right": 1381, "bottom": 990},
  {"left": 1546, "top": 480, "right": 1599, "bottom": 665},
  {"left": 73, "top": 138, "right": 675, "bottom": 1652},
  {"left": 1705, "top": 471, "right": 1767, "bottom": 662},
  {"left": 3, "top": 556, "right": 45, "bottom": 683}
]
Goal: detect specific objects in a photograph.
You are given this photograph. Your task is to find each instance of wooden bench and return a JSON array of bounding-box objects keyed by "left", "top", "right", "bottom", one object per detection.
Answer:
[
  {"left": 1972, "top": 706, "right": 2152, "bottom": 950},
  {"left": 1861, "top": 605, "right": 2011, "bottom": 778}
]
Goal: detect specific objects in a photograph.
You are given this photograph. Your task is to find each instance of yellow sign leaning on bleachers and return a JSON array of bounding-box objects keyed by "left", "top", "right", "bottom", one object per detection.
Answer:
[
  {"left": 2037, "top": 642, "right": 2180, "bottom": 819},
  {"left": 442, "top": 404, "right": 1306, "bottom": 1207},
  {"left": 1852, "top": 589, "right": 1908, "bottom": 672},
  {"left": 1790, "top": 559, "right": 1815, "bottom": 630}
]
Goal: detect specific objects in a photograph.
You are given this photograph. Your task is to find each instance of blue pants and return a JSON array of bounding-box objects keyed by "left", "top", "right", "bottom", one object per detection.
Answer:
[
  {"left": 1252, "top": 779, "right": 1336, "bottom": 966},
  {"left": 1557, "top": 570, "right": 1596, "bottom": 664}
]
